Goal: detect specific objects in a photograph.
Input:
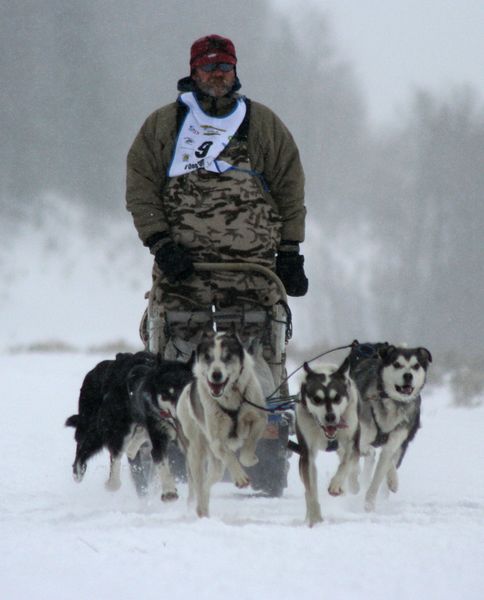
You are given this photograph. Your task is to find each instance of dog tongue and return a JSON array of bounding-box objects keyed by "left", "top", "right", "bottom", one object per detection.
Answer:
[{"left": 323, "top": 426, "right": 337, "bottom": 439}]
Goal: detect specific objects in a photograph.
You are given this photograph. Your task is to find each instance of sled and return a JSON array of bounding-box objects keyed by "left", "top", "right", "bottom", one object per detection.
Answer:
[{"left": 129, "top": 262, "right": 295, "bottom": 498}]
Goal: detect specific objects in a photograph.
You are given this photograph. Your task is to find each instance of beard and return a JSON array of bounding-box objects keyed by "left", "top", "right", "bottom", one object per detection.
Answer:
[{"left": 195, "top": 75, "right": 233, "bottom": 97}]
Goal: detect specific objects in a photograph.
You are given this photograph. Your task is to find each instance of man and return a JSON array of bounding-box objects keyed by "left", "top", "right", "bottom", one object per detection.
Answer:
[{"left": 126, "top": 34, "right": 307, "bottom": 349}]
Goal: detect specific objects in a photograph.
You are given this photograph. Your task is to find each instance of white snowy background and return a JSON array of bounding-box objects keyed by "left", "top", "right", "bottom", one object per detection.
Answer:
[{"left": 1, "top": 1, "right": 484, "bottom": 599}]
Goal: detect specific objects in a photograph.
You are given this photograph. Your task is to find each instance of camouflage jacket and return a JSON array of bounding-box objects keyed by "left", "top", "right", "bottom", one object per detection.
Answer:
[{"left": 126, "top": 81, "right": 306, "bottom": 253}]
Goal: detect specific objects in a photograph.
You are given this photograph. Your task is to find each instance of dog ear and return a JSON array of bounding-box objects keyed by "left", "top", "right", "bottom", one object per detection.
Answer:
[
  {"left": 300, "top": 383, "right": 307, "bottom": 406},
  {"left": 417, "top": 347, "right": 432, "bottom": 364},
  {"left": 126, "top": 364, "right": 150, "bottom": 396},
  {"left": 334, "top": 355, "right": 351, "bottom": 378},
  {"left": 303, "top": 362, "right": 314, "bottom": 376},
  {"left": 201, "top": 324, "right": 215, "bottom": 339},
  {"left": 378, "top": 344, "right": 396, "bottom": 363}
]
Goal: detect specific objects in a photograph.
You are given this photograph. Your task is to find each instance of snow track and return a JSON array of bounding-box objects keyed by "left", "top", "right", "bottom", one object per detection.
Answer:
[{"left": 1, "top": 353, "right": 483, "bottom": 600}]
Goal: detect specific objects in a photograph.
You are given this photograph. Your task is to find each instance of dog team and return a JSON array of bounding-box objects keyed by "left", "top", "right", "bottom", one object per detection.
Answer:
[{"left": 66, "top": 331, "right": 432, "bottom": 526}]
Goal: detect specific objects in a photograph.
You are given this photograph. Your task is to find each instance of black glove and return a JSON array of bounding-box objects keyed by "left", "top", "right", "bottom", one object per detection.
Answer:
[
  {"left": 154, "top": 240, "right": 194, "bottom": 284},
  {"left": 276, "top": 248, "right": 308, "bottom": 297}
]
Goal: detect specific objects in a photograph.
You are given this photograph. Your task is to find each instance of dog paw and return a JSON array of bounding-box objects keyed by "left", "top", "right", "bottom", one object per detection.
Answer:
[
  {"left": 308, "top": 519, "right": 323, "bottom": 528},
  {"left": 230, "top": 464, "right": 250, "bottom": 488},
  {"left": 196, "top": 506, "right": 209, "bottom": 518},
  {"left": 105, "top": 478, "right": 121, "bottom": 492},
  {"left": 239, "top": 452, "right": 258, "bottom": 467},
  {"left": 364, "top": 496, "right": 376, "bottom": 512},
  {"left": 161, "top": 490, "right": 178, "bottom": 502},
  {"left": 234, "top": 473, "right": 251, "bottom": 488},
  {"left": 328, "top": 478, "right": 345, "bottom": 496},
  {"left": 307, "top": 513, "right": 323, "bottom": 527},
  {"left": 386, "top": 468, "right": 399, "bottom": 493},
  {"left": 72, "top": 463, "right": 86, "bottom": 482}
]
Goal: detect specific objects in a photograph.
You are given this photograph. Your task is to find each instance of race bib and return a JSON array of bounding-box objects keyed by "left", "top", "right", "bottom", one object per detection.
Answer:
[{"left": 168, "top": 92, "right": 246, "bottom": 177}]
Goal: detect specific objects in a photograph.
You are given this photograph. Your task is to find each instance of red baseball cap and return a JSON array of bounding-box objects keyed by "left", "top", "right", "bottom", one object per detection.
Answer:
[{"left": 190, "top": 34, "right": 237, "bottom": 70}]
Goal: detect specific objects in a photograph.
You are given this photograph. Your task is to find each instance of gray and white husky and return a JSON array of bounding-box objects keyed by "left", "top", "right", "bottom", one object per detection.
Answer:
[
  {"left": 293, "top": 358, "right": 360, "bottom": 527},
  {"left": 350, "top": 343, "right": 432, "bottom": 511},
  {"left": 176, "top": 330, "right": 267, "bottom": 518}
]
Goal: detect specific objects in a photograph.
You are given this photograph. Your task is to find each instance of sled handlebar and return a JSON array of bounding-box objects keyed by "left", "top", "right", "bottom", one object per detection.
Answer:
[{"left": 192, "top": 262, "right": 287, "bottom": 303}]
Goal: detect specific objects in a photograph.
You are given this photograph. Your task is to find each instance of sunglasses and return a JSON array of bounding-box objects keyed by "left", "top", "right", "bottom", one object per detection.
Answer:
[{"left": 199, "top": 63, "right": 234, "bottom": 73}]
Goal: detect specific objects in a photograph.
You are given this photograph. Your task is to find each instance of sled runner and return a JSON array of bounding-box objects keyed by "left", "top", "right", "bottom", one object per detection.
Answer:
[{"left": 129, "top": 262, "right": 295, "bottom": 497}]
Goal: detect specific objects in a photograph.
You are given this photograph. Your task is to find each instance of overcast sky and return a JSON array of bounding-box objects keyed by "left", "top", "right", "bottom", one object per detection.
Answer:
[{"left": 274, "top": 0, "right": 484, "bottom": 124}]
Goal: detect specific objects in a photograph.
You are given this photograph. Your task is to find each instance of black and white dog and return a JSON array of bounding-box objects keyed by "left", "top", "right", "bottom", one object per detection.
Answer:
[
  {"left": 176, "top": 330, "right": 267, "bottom": 517},
  {"left": 292, "top": 358, "right": 360, "bottom": 526},
  {"left": 65, "top": 351, "right": 193, "bottom": 501},
  {"left": 349, "top": 343, "right": 432, "bottom": 511}
]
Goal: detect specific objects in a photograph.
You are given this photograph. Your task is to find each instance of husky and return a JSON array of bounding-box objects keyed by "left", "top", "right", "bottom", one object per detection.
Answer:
[
  {"left": 65, "top": 351, "right": 193, "bottom": 501},
  {"left": 291, "top": 358, "right": 360, "bottom": 526},
  {"left": 349, "top": 343, "right": 432, "bottom": 511},
  {"left": 176, "top": 330, "right": 267, "bottom": 517}
]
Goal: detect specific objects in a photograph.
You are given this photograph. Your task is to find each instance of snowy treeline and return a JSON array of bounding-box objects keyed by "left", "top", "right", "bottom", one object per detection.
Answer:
[{"left": 1, "top": 0, "right": 483, "bottom": 364}]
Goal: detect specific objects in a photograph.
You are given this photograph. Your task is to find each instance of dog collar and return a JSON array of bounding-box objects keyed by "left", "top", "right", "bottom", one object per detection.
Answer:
[{"left": 320, "top": 419, "right": 347, "bottom": 451}]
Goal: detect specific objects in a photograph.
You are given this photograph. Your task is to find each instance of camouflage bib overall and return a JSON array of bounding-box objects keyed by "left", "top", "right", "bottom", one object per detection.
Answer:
[{"left": 155, "top": 125, "right": 282, "bottom": 312}]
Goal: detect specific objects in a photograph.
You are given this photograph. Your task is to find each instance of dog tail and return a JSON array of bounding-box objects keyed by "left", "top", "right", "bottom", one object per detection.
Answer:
[{"left": 65, "top": 414, "right": 79, "bottom": 428}]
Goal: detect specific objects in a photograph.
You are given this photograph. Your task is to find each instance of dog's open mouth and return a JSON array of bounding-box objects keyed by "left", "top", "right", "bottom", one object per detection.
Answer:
[
  {"left": 322, "top": 425, "right": 338, "bottom": 440},
  {"left": 395, "top": 384, "right": 414, "bottom": 396},
  {"left": 321, "top": 420, "right": 347, "bottom": 440},
  {"left": 208, "top": 379, "right": 228, "bottom": 398}
]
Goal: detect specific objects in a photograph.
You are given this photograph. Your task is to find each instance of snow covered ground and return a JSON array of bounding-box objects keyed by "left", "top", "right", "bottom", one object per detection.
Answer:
[{"left": 1, "top": 351, "right": 483, "bottom": 600}]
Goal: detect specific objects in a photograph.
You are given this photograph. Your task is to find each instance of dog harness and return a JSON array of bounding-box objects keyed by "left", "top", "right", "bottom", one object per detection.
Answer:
[
  {"left": 369, "top": 393, "right": 421, "bottom": 464},
  {"left": 370, "top": 404, "right": 390, "bottom": 448},
  {"left": 218, "top": 405, "right": 240, "bottom": 439},
  {"left": 168, "top": 92, "right": 247, "bottom": 176}
]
